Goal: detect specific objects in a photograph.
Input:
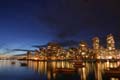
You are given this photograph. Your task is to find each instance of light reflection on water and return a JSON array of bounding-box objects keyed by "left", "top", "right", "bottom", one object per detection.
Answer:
[
  {"left": 27, "top": 61, "right": 120, "bottom": 80},
  {"left": 0, "top": 60, "right": 120, "bottom": 80}
]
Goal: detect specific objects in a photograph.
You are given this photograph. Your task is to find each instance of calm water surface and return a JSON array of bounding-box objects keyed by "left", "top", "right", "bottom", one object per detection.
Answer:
[{"left": 0, "top": 60, "right": 120, "bottom": 80}]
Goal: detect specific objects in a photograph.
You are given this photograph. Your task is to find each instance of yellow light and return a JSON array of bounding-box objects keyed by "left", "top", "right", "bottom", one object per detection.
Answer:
[
  {"left": 108, "top": 56, "right": 112, "bottom": 59},
  {"left": 34, "top": 57, "right": 39, "bottom": 60}
]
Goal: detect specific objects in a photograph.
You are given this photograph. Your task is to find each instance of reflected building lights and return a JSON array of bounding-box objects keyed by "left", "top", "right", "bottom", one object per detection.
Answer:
[
  {"left": 111, "top": 78, "right": 119, "bottom": 80},
  {"left": 53, "top": 73, "right": 56, "bottom": 79},
  {"left": 82, "top": 67, "right": 86, "bottom": 80},
  {"left": 95, "top": 63, "right": 102, "bottom": 80},
  {"left": 47, "top": 71, "right": 51, "bottom": 80},
  {"left": 5, "top": 60, "right": 120, "bottom": 80}
]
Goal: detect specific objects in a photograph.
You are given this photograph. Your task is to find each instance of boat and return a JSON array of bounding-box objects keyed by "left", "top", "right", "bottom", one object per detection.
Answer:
[
  {"left": 73, "top": 61, "right": 85, "bottom": 68},
  {"left": 54, "top": 68, "right": 77, "bottom": 74},
  {"left": 74, "top": 64, "right": 85, "bottom": 68},
  {"left": 20, "top": 62, "right": 28, "bottom": 67},
  {"left": 104, "top": 67, "right": 120, "bottom": 77},
  {"left": 74, "top": 61, "right": 83, "bottom": 65},
  {"left": 11, "top": 62, "right": 15, "bottom": 65}
]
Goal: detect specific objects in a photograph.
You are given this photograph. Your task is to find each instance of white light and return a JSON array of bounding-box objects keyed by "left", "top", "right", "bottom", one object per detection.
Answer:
[{"left": 107, "top": 56, "right": 112, "bottom": 59}]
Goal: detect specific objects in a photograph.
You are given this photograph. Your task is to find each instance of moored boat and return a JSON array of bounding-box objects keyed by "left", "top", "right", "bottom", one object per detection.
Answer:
[
  {"left": 54, "top": 68, "right": 77, "bottom": 74},
  {"left": 20, "top": 62, "right": 28, "bottom": 67},
  {"left": 73, "top": 61, "right": 85, "bottom": 68},
  {"left": 104, "top": 67, "right": 120, "bottom": 77},
  {"left": 11, "top": 61, "right": 15, "bottom": 65},
  {"left": 74, "top": 64, "right": 85, "bottom": 68}
]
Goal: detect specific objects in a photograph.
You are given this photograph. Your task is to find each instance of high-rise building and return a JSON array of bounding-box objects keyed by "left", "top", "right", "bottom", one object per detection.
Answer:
[
  {"left": 34, "top": 50, "right": 40, "bottom": 58},
  {"left": 106, "top": 34, "right": 115, "bottom": 50},
  {"left": 26, "top": 51, "right": 32, "bottom": 60},
  {"left": 92, "top": 37, "right": 100, "bottom": 59},
  {"left": 92, "top": 37, "right": 100, "bottom": 50},
  {"left": 79, "top": 41, "right": 88, "bottom": 56}
]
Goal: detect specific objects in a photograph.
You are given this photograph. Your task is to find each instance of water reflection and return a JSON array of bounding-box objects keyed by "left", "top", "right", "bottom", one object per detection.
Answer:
[
  {"left": 27, "top": 61, "right": 120, "bottom": 80},
  {"left": 0, "top": 60, "right": 120, "bottom": 80},
  {"left": 0, "top": 60, "right": 40, "bottom": 80}
]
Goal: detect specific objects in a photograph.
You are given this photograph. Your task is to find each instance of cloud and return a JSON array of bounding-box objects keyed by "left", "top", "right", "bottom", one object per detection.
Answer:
[
  {"left": 35, "top": 0, "right": 120, "bottom": 40},
  {"left": 32, "top": 40, "right": 79, "bottom": 48}
]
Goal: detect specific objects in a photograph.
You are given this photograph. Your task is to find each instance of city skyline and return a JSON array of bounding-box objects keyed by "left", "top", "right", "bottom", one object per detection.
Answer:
[
  {"left": 8, "top": 33, "right": 118, "bottom": 61},
  {"left": 0, "top": 1, "right": 120, "bottom": 80}
]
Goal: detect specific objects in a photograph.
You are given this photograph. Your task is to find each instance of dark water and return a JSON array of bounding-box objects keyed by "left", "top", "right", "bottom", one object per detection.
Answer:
[{"left": 0, "top": 60, "right": 120, "bottom": 80}]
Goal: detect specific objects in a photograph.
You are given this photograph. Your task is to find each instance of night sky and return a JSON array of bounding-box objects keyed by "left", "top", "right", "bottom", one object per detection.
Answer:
[{"left": 0, "top": 0, "right": 120, "bottom": 55}]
